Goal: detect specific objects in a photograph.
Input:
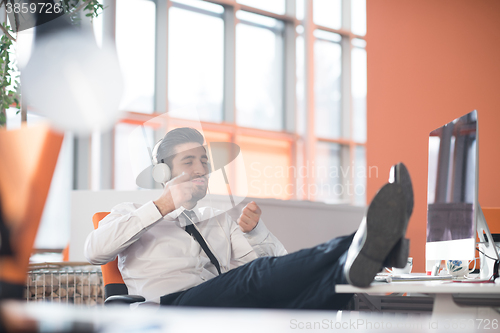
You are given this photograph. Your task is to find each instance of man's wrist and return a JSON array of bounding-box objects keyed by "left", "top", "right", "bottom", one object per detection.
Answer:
[
  {"left": 153, "top": 201, "right": 162, "bottom": 215},
  {"left": 246, "top": 218, "right": 266, "bottom": 237},
  {"left": 153, "top": 199, "right": 174, "bottom": 216}
]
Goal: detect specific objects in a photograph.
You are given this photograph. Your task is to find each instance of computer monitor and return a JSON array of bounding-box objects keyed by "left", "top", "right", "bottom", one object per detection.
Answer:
[
  {"left": 426, "top": 110, "right": 499, "bottom": 278},
  {"left": 426, "top": 110, "right": 478, "bottom": 260}
]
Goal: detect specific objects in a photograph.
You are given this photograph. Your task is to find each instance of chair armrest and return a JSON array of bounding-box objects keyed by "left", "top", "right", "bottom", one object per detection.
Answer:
[{"left": 104, "top": 294, "right": 146, "bottom": 305}]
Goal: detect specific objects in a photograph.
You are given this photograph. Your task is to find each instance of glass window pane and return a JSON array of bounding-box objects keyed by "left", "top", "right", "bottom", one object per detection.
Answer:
[
  {"left": 236, "top": 14, "right": 284, "bottom": 131},
  {"left": 352, "top": 47, "right": 367, "bottom": 143},
  {"left": 236, "top": 135, "right": 292, "bottom": 200},
  {"left": 354, "top": 145, "right": 366, "bottom": 206},
  {"left": 35, "top": 134, "right": 73, "bottom": 250},
  {"left": 351, "top": 0, "right": 367, "bottom": 36},
  {"left": 92, "top": 6, "right": 103, "bottom": 48},
  {"left": 115, "top": 123, "right": 154, "bottom": 190},
  {"left": 296, "top": 35, "right": 305, "bottom": 136},
  {"left": 296, "top": 0, "right": 304, "bottom": 20},
  {"left": 116, "top": 0, "right": 156, "bottom": 113},
  {"left": 237, "top": 0, "right": 285, "bottom": 15},
  {"left": 315, "top": 142, "right": 342, "bottom": 203},
  {"left": 314, "top": 39, "right": 342, "bottom": 139},
  {"left": 16, "top": 28, "right": 34, "bottom": 69},
  {"left": 313, "top": 0, "right": 341, "bottom": 30},
  {"left": 168, "top": 6, "right": 224, "bottom": 122},
  {"left": 5, "top": 108, "right": 20, "bottom": 129}
]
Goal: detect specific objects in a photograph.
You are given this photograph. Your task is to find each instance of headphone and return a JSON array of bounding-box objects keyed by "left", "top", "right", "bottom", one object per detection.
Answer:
[{"left": 151, "top": 139, "right": 212, "bottom": 184}]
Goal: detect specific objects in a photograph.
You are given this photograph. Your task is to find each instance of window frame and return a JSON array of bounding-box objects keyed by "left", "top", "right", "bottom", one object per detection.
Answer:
[{"left": 96, "top": 0, "right": 367, "bottom": 205}]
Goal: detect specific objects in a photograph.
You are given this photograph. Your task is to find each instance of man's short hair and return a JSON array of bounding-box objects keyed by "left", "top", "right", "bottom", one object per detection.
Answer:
[{"left": 156, "top": 127, "right": 205, "bottom": 168}]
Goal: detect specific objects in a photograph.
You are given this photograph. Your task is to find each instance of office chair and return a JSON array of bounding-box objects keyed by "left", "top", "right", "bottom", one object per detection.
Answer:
[{"left": 92, "top": 212, "right": 145, "bottom": 305}]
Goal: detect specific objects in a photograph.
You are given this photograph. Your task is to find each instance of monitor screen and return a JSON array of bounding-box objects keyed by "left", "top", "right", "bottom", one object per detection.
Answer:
[{"left": 426, "top": 110, "right": 477, "bottom": 260}]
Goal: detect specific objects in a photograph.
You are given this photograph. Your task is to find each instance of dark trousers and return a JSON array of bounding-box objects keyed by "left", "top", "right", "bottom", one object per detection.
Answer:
[{"left": 160, "top": 234, "right": 354, "bottom": 310}]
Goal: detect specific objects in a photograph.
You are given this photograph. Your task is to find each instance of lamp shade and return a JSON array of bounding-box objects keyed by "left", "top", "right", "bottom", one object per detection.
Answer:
[{"left": 22, "top": 26, "right": 123, "bottom": 135}]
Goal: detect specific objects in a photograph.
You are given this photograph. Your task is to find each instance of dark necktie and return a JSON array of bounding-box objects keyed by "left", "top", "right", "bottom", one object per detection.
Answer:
[{"left": 183, "top": 210, "right": 222, "bottom": 275}]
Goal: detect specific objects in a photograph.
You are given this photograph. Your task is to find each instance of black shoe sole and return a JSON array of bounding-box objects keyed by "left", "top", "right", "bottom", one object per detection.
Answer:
[
  {"left": 345, "top": 183, "right": 407, "bottom": 287},
  {"left": 391, "top": 162, "right": 414, "bottom": 219},
  {"left": 384, "top": 163, "right": 414, "bottom": 268}
]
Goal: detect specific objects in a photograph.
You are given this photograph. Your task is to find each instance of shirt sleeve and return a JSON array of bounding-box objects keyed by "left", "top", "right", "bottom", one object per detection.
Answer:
[
  {"left": 227, "top": 215, "right": 259, "bottom": 268},
  {"left": 84, "top": 201, "right": 163, "bottom": 265},
  {"left": 244, "top": 219, "right": 288, "bottom": 257}
]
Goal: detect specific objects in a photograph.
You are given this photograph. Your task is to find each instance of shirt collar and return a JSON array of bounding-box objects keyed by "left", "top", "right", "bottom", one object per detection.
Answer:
[{"left": 165, "top": 204, "right": 201, "bottom": 221}]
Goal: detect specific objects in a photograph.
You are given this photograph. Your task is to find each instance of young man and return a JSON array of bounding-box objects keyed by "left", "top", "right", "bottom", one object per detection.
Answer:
[{"left": 85, "top": 127, "right": 412, "bottom": 309}]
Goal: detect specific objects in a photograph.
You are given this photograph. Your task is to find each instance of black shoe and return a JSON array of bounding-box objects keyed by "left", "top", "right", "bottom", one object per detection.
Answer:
[
  {"left": 390, "top": 162, "right": 414, "bottom": 218},
  {"left": 383, "top": 162, "right": 414, "bottom": 268},
  {"left": 344, "top": 183, "right": 407, "bottom": 287}
]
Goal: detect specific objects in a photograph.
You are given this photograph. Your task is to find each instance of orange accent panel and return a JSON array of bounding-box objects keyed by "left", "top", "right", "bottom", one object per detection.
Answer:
[
  {"left": 367, "top": 1, "right": 500, "bottom": 272},
  {"left": 482, "top": 208, "right": 500, "bottom": 235},
  {"left": 62, "top": 244, "right": 70, "bottom": 262},
  {"left": 92, "top": 212, "right": 125, "bottom": 286},
  {"left": 0, "top": 124, "right": 63, "bottom": 285}
]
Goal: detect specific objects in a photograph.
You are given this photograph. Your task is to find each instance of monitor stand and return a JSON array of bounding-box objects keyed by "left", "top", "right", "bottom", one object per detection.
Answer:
[{"left": 476, "top": 205, "right": 500, "bottom": 280}]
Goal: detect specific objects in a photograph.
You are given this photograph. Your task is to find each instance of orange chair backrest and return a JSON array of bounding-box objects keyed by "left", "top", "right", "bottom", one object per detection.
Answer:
[{"left": 92, "top": 212, "right": 125, "bottom": 286}]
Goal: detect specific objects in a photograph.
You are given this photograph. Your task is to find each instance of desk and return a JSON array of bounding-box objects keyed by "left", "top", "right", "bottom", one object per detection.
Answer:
[
  {"left": 3, "top": 300, "right": 500, "bottom": 333},
  {"left": 336, "top": 280, "right": 500, "bottom": 316}
]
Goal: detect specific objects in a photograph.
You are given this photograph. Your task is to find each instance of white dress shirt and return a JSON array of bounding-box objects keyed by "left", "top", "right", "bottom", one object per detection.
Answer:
[{"left": 84, "top": 201, "right": 287, "bottom": 304}]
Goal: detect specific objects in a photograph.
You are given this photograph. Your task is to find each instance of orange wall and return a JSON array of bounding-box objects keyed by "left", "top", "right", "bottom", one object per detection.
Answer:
[{"left": 366, "top": 0, "right": 500, "bottom": 272}]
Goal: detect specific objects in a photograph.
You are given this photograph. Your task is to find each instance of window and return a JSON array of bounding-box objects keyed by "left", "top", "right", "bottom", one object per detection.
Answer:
[
  {"left": 313, "top": 0, "right": 341, "bottom": 30},
  {"left": 116, "top": 0, "right": 156, "bottom": 113},
  {"left": 235, "top": 11, "right": 284, "bottom": 130},
  {"left": 314, "top": 31, "right": 342, "bottom": 139},
  {"left": 168, "top": 1, "right": 224, "bottom": 122},
  {"left": 352, "top": 42, "right": 367, "bottom": 143},
  {"left": 105, "top": 0, "right": 367, "bottom": 206},
  {"left": 11, "top": 0, "right": 367, "bottom": 254}
]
